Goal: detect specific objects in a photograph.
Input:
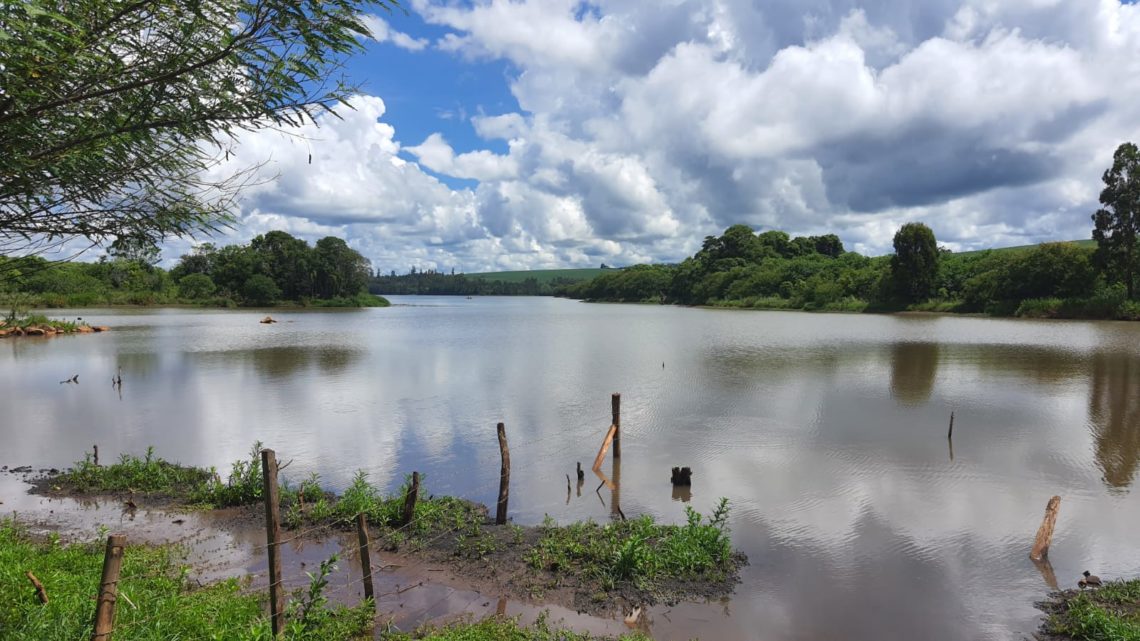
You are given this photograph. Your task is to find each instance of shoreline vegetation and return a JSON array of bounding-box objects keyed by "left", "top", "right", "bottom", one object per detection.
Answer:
[
  {"left": 553, "top": 225, "right": 1140, "bottom": 322},
  {"left": 5, "top": 445, "right": 743, "bottom": 640},
  {"left": 0, "top": 313, "right": 110, "bottom": 338},
  {"left": 1038, "top": 581, "right": 1140, "bottom": 640},
  {"left": 0, "top": 231, "right": 390, "bottom": 310}
]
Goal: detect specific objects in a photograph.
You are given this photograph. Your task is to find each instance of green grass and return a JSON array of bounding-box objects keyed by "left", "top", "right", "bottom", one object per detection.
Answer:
[
  {"left": 56, "top": 444, "right": 267, "bottom": 508},
  {"left": 1043, "top": 580, "right": 1140, "bottom": 641},
  {"left": 953, "top": 239, "right": 1095, "bottom": 258},
  {"left": 285, "top": 471, "right": 486, "bottom": 549},
  {"left": 0, "top": 520, "right": 373, "bottom": 641},
  {"left": 525, "top": 499, "right": 735, "bottom": 591},
  {"left": 59, "top": 446, "right": 215, "bottom": 497},
  {"left": 381, "top": 614, "right": 651, "bottom": 640},
  {"left": 466, "top": 269, "right": 611, "bottom": 284}
]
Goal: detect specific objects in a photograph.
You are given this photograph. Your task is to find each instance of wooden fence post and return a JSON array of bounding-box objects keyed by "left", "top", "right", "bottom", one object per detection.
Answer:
[
  {"left": 356, "top": 513, "right": 375, "bottom": 607},
  {"left": 1030, "top": 495, "right": 1062, "bottom": 561},
  {"left": 93, "top": 444, "right": 99, "bottom": 467},
  {"left": 401, "top": 472, "right": 420, "bottom": 527},
  {"left": 496, "top": 422, "right": 510, "bottom": 525},
  {"left": 26, "top": 571, "right": 48, "bottom": 604},
  {"left": 612, "top": 393, "right": 621, "bottom": 459},
  {"left": 91, "top": 534, "right": 125, "bottom": 641},
  {"left": 261, "top": 449, "right": 284, "bottom": 638}
]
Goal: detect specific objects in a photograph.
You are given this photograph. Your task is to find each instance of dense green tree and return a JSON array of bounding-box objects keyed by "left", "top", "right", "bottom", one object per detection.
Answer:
[
  {"left": 1, "top": 0, "right": 391, "bottom": 255},
  {"left": 250, "top": 231, "right": 313, "bottom": 300},
  {"left": 1092, "top": 142, "right": 1140, "bottom": 299},
  {"left": 811, "top": 234, "right": 845, "bottom": 258},
  {"left": 890, "top": 223, "right": 939, "bottom": 303},
  {"left": 242, "top": 275, "right": 281, "bottom": 306},
  {"left": 313, "top": 237, "right": 371, "bottom": 299},
  {"left": 178, "top": 274, "right": 217, "bottom": 300}
]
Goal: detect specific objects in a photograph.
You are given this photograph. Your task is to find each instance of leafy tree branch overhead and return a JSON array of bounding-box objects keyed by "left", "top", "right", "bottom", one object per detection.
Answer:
[{"left": 0, "top": 0, "right": 395, "bottom": 255}]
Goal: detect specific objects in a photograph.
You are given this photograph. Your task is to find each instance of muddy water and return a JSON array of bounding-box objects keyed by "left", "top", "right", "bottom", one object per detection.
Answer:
[{"left": 3, "top": 298, "right": 1140, "bottom": 640}]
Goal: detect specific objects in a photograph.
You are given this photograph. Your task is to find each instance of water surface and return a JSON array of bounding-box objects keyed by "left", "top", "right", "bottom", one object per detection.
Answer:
[{"left": 3, "top": 297, "right": 1140, "bottom": 640}]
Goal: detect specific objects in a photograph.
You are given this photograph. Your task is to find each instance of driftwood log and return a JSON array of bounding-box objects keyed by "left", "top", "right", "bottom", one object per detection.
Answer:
[{"left": 1030, "top": 495, "right": 1061, "bottom": 561}]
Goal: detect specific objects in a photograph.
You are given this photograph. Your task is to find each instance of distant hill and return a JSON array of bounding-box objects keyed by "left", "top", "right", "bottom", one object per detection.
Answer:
[
  {"left": 953, "top": 239, "right": 1094, "bottom": 258},
  {"left": 466, "top": 268, "right": 613, "bottom": 284}
]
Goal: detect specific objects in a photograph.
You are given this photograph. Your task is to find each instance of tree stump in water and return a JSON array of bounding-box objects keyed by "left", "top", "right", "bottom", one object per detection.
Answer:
[{"left": 670, "top": 466, "right": 692, "bottom": 486}]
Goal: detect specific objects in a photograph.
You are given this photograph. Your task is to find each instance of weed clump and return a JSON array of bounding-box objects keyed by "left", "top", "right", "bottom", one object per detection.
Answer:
[
  {"left": 525, "top": 498, "right": 736, "bottom": 590},
  {"left": 1041, "top": 580, "right": 1140, "bottom": 641}
]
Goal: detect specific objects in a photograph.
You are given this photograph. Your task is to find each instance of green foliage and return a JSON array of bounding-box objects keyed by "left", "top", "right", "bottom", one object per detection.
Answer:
[
  {"left": 0, "top": 230, "right": 381, "bottom": 307},
  {"left": 0, "top": 0, "right": 393, "bottom": 255},
  {"left": 1043, "top": 580, "right": 1140, "bottom": 641},
  {"left": 193, "top": 443, "right": 266, "bottom": 508},
  {"left": 890, "top": 222, "right": 940, "bottom": 303},
  {"left": 178, "top": 273, "right": 217, "bottom": 299},
  {"left": 563, "top": 221, "right": 1135, "bottom": 321},
  {"left": 61, "top": 447, "right": 214, "bottom": 496},
  {"left": 0, "top": 520, "right": 371, "bottom": 640},
  {"left": 525, "top": 499, "right": 735, "bottom": 590},
  {"left": 373, "top": 268, "right": 601, "bottom": 296},
  {"left": 242, "top": 274, "right": 282, "bottom": 306},
  {"left": 1092, "top": 142, "right": 1140, "bottom": 300}
]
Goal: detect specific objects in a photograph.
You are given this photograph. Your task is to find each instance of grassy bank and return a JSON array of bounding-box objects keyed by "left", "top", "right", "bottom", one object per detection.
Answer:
[
  {"left": 37, "top": 446, "right": 744, "bottom": 617},
  {"left": 1040, "top": 580, "right": 1140, "bottom": 640},
  {"left": 0, "top": 520, "right": 373, "bottom": 640},
  {"left": 1, "top": 520, "right": 652, "bottom": 641}
]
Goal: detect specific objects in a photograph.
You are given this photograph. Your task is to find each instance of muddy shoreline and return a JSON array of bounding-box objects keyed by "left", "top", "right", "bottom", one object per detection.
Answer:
[{"left": 6, "top": 467, "right": 744, "bottom": 637}]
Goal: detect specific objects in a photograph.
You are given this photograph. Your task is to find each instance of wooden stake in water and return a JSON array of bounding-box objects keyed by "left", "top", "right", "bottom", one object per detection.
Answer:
[
  {"left": 612, "top": 393, "right": 621, "bottom": 459},
  {"left": 947, "top": 411, "right": 955, "bottom": 440},
  {"left": 91, "top": 534, "right": 125, "bottom": 641},
  {"left": 260, "top": 449, "right": 284, "bottom": 638},
  {"left": 1030, "top": 496, "right": 1062, "bottom": 561},
  {"left": 401, "top": 472, "right": 420, "bottom": 527},
  {"left": 496, "top": 422, "right": 511, "bottom": 525},
  {"left": 356, "top": 513, "right": 375, "bottom": 607}
]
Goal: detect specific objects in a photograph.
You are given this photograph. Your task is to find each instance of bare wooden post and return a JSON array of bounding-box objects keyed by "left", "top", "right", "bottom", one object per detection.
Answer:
[
  {"left": 1030, "top": 496, "right": 1062, "bottom": 561},
  {"left": 26, "top": 571, "right": 48, "bottom": 604},
  {"left": 356, "top": 513, "right": 375, "bottom": 606},
  {"left": 401, "top": 472, "right": 420, "bottom": 527},
  {"left": 260, "top": 449, "right": 284, "bottom": 638},
  {"left": 91, "top": 534, "right": 125, "bottom": 641},
  {"left": 947, "top": 411, "right": 955, "bottom": 440},
  {"left": 93, "top": 444, "right": 99, "bottom": 466},
  {"left": 496, "top": 422, "right": 510, "bottom": 525},
  {"left": 592, "top": 424, "right": 617, "bottom": 471},
  {"left": 611, "top": 393, "right": 621, "bottom": 459}
]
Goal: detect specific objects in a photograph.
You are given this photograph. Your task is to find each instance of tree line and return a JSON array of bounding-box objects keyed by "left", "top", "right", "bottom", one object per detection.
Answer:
[
  {"left": 0, "top": 231, "right": 386, "bottom": 308},
  {"left": 560, "top": 142, "right": 1140, "bottom": 320},
  {"left": 369, "top": 269, "right": 588, "bottom": 296}
]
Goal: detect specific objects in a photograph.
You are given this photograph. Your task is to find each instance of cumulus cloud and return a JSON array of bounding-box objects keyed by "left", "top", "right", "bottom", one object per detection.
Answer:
[
  {"left": 360, "top": 13, "right": 429, "bottom": 51},
  {"left": 184, "top": 0, "right": 1140, "bottom": 271}
]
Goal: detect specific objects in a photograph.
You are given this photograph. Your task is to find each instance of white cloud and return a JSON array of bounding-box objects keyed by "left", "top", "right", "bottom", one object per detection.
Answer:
[
  {"left": 360, "top": 13, "right": 429, "bottom": 51},
  {"left": 406, "top": 133, "right": 519, "bottom": 181},
  {"left": 184, "top": 0, "right": 1140, "bottom": 271}
]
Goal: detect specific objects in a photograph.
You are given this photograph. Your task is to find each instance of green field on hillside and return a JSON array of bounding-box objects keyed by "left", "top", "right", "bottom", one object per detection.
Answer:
[
  {"left": 953, "top": 238, "right": 1094, "bottom": 257},
  {"left": 467, "top": 267, "right": 612, "bottom": 283}
]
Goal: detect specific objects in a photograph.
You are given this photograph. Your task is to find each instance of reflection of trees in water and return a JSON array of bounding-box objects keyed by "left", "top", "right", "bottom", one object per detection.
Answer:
[
  {"left": 195, "top": 346, "right": 362, "bottom": 378},
  {"left": 1089, "top": 351, "right": 1140, "bottom": 489},
  {"left": 889, "top": 342, "right": 939, "bottom": 406}
]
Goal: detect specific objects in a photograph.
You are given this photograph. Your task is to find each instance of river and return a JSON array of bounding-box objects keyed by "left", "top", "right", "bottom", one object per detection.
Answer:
[{"left": 3, "top": 296, "right": 1139, "bottom": 640}]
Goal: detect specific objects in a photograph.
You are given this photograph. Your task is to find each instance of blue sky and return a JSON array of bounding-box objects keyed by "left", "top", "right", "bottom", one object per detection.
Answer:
[{"left": 179, "top": 0, "right": 1140, "bottom": 274}]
